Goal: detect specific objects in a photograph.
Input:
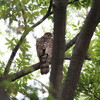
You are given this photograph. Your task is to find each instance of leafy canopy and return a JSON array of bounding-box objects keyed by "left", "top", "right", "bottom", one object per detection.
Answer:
[{"left": 0, "top": 0, "right": 100, "bottom": 100}]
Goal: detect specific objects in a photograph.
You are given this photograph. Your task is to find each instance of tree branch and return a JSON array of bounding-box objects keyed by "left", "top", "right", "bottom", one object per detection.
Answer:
[
  {"left": 65, "top": 33, "right": 79, "bottom": 51},
  {"left": 30, "top": 0, "right": 53, "bottom": 30},
  {"left": 50, "top": 0, "right": 67, "bottom": 99},
  {"left": 9, "top": 54, "right": 92, "bottom": 82},
  {"left": 61, "top": 0, "right": 100, "bottom": 99},
  {"left": 19, "top": 1, "right": 27, "bottom": 27},
  {"left": 9, "top": 55, "right": 91, "bottom": 82},
  {"left": 0, "top": 86, "right": 10, "bottom": 100},
  {"left": 9, "top": 63, "right": 40, "bottom": 82},
  {"left": 3, "top": 0, "right": 53, "bottom": 76}
]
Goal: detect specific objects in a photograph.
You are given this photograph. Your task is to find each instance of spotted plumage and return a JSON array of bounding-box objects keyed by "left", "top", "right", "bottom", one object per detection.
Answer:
[{"left": 36, "top": 32, "right": 53, "bottom": 74}]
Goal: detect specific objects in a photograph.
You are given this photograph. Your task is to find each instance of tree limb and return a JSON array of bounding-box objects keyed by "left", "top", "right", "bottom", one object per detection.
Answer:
[
  {"left": 65, "top": 33, "right": 79, "bottom": 51},
  {"left": 30, "top": 0, "right": 53, "bottom": 30},
  {"left": 50, "top": 0, "right": 67, "bottom": 99},
  {"left": 3, "top": 0, "right": 53, "bottom": 77},
  {"left": 0, "top": 86, "right": 10, "bottom": 100},
  {"left": 9, "top": 54, "right": 92, "bottom": 82},
  {"left": 61, "top": 0, "right": 100, "bottom": 99},
  {"left": 9, "top": 63, "right": 40, "bottom": 82}
]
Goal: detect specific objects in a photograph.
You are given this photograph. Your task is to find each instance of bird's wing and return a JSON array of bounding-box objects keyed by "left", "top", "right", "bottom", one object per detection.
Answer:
[{"left": 36, "top": 38, "right": 44, "bottom": 57}]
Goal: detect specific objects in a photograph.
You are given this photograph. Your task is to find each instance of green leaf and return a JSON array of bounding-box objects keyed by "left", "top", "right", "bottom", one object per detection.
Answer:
[{"left": 19, "top": 53, "right": 23, "bottom": 59}]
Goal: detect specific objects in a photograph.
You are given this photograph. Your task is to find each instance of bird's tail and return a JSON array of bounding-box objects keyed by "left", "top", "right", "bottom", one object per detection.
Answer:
[
  {"left": 40, "top": 55, "right": 49, "bottom": 74},
  {"left": 40, "top": 64, "right": 49, "bottom": 74}
]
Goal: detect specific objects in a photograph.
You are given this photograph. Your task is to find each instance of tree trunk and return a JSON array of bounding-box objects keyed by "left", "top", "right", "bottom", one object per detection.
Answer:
[
  {"left": 61, "top": 0, "right": 100, "bottom": 100},
  {"left": 50, "top": 0, "right": 67, "bottom": 100},
  {"left": 0, "top": 86, "right": 10, "bottom": 100}
]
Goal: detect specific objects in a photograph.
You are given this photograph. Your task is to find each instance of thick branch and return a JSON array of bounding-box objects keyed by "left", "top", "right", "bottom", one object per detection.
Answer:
[
  {"left": 9, "top": 56, "right": 91, "bottom": 82},
  {"left": 50, "top": 0, "right": 67, "bottom": 100},
  {"left": 3, "top": 0, "right": 53, "bottom": 76},
  {"left": 0, "top": 86, "right": 10, "bottom": 100},
  {"left": 65, "top": 33, "right": 79, "bottom": 51},
  {"left": 9, "top": 54, "right": 92, "bottom": 82},
  {"left": 61, "top": 0, "right": 100, "bottom": 99},
  {"left": 9, "top": 63, "right": 40, "bottom": 82}
]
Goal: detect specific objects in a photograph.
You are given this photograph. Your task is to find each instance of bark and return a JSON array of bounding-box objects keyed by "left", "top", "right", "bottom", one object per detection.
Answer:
[
  {"left": 0, "top": 86, "right": 10, "bottom": 100},
  {"left": 65, "top": 33, "right": 79, "bottom": 51},
  {"left": 10, "top": 63, "right": 40, "bottom": 82},
  {"left": 50, "top": 0, "right": 67, "bottom": 100},
  {"left": 61, "top": 0, "right": 100, "bottom": 100}
]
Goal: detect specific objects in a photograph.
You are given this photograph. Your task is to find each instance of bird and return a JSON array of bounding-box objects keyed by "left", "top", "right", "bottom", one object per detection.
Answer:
[{"left": 36, "top": 32, "right": 53, "bottom": 74}]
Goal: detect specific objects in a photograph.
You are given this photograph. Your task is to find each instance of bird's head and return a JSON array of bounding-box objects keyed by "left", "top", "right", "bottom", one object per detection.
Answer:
[{"left": 44, "top": 32, "right": 52, "bottom": 38}]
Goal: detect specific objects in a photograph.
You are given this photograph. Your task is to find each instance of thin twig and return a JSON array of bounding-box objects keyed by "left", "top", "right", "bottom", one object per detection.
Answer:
[
  {"left": 9, "top": 63, "right": 40, "bottom": 82},
  {"left": 19, "top": 1, "right": 27, "bottom": 27},
  {"left": 34, "top": 78, "right": 49, "bottom": 90},
  {"left": 30, "top": 0, "right": 53, "bottom": 30}
]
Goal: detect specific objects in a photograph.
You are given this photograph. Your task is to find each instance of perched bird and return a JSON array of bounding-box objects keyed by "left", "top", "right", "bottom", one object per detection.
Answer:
[{"left": 36, "top": 32, "right": 53, "bottom": 74}]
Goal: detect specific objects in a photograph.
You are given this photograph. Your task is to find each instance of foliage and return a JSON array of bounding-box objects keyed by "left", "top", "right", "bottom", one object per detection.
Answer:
[
  {"left": 74, "top": 25, "right": 100, "bottom": 100},
  {"left": 0, "top": 0, "right": 100, "bottom": 100},
  {"left": 0, "top": 0, "right": 52, "bottom": 99},
  {"left": 0, "top": 0, "right": 50, "bottom": 26},
  {"left": 69, "top": 0, "right": 92, "bottom": 9}
]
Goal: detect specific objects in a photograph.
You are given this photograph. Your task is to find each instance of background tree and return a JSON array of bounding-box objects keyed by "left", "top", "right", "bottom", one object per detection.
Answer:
[{"left": 0, "top": 0, "right": 100, "bottom": 100}]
